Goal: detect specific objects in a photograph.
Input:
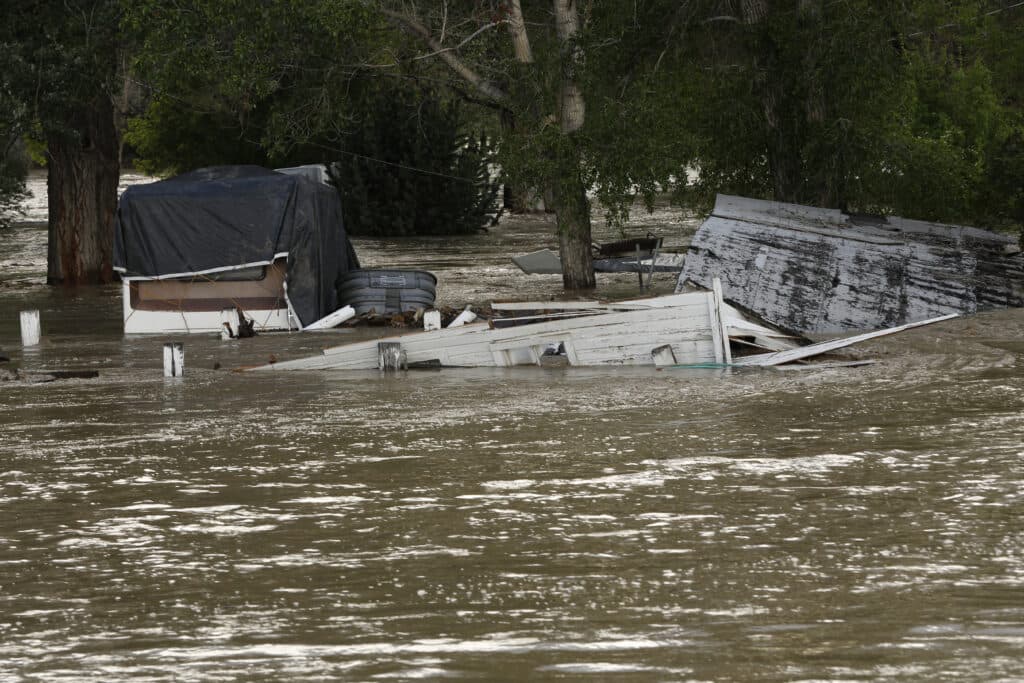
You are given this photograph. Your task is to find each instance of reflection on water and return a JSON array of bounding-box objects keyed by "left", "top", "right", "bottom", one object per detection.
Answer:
[{"left": 1, "top": 177, "right": 1023, "bottom": 681}]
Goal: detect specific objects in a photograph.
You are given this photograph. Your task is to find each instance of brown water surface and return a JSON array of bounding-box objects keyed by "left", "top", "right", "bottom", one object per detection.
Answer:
[{"left": 1, "top": 176, "right": 1022, "bottom": 681}]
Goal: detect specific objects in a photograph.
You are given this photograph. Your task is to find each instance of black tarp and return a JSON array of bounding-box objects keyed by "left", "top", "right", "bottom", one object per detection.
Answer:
[{"left": 114, "top": 166, "right": 358, "bottom": 327}]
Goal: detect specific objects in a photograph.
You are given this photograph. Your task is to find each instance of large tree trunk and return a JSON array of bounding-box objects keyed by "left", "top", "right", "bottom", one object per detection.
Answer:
[
  {"left": 553, "top": 0, "right": 593, "bottom": 290},
  {"left": 552, "top": 170, "right": 595, "bottom": 290},
  {"left": 46, "top": 94, "right": 120, "bottom": 285}
]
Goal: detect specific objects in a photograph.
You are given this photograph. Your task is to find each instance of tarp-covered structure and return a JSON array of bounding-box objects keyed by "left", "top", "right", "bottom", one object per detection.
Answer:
[{"left": 114, "top": 166, "right": 358, "bottom": 327}]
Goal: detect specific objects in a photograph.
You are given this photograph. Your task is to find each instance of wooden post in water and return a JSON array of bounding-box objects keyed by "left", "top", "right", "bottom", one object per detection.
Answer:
[
  {"left": 163, "top": 342, "right": 185, "bottom": 377},
  {"left": 636, "top": 244, "right": 644, "bottom": 290},
  {"left": 378, "top": 342, "right": 406, "bottom": 371},
  {"left": 20, "top": 310, "right": 40, "bottom": 347},
  {"left": 220, "top": 308, "right": 238, "bottom": 338},
  {"left": 424, "top": 310, "right": 442, "bottom": 331}
]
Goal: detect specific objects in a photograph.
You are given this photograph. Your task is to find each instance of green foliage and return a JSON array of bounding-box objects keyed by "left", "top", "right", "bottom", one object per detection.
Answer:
[
  {"left": 666, "top": 1, "right": 1023, "bottom": 230},
  {"left": 0, "top": 93, "right": 29, "bottom": 227},
  {"left": 0, "top": 0, "right": 122, "bottom": 142},
  {"left": 123, "top": 0, "right": 393, "bottom": 173},
  {"left": 854, "top": 5, "right": 1024, "bottom": 229},
  {"left": 668, "top": 2, "right": 907, "bottom": 211},
  {"left": 327, "top": 86, "right": 500, "bottom": 236},
  {"left": 122, "top": 0, "right": 1023, "bottom": 237},
  {"left": 124, "top": 96, "right": 270, "bottom": 175}
]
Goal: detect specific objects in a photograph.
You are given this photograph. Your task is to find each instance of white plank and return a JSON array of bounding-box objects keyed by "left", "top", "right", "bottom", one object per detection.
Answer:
[
  {"left": 491, "top": 300, "right": 603, "bottom": 311},
  {"left": 712, "top": 277, "right": 732, "bottom": 364},
  {"left": 303, "top": 305, "right": 355, "bottom": 331},
  {"left": 489, "top": 291, "right": 710, "bottom": 313},
  {"left": 733, "top": 314, "right": 958, "bottom": 367},
  {"left": 447, "top": 307, "right": 478, "bottom": 327}
]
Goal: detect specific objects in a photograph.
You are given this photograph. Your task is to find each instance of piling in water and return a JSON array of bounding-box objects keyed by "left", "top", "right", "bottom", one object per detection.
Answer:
[
  {"left": 378, "top": 341, "right": 407, "bottom": 371},
  {"left": 423, "top": 310, "right": 442, "bottom": 331},
  {"left": 20, "top": 310, "right": 40, "bottom": 347},
  {"left": 163, "top": 343, "right": 185, "bottom": 377}
]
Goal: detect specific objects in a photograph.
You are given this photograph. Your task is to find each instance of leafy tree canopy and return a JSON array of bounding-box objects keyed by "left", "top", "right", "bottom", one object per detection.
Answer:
[{"left": 124, "top": 0, "right": 1023, "bottom": 238}]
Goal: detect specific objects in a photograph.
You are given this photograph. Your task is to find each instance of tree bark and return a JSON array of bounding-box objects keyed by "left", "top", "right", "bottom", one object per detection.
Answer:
[
  {"left": 552, "top": 0, "right": 593, "bottom": 289},
  {"left": 554, "top": 0, "right": 586, "bottom": 134},
  {"left": 506, "top": 0, "right": 533, "bottom": 63},
  {"left": 46, "top": 94, "right": 120, "bottom": 285},
  {"left": 553, "top": 173, "right": 595, "bottom": 290}
]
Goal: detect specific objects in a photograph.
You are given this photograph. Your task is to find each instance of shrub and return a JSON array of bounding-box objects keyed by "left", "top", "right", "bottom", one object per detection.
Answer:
[{"left": 328, "top": 87, "right": 500, "bottom": 236}]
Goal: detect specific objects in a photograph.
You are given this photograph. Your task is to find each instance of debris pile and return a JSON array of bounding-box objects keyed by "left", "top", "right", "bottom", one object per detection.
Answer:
[{"left": 248, "top": 277, "right": 957, "bottom": 373}]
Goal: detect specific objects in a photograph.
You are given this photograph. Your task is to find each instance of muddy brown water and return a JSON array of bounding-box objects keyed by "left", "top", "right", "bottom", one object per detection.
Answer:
[{"left": 1, "top": 175, "right": 1023, "bottom": 681}]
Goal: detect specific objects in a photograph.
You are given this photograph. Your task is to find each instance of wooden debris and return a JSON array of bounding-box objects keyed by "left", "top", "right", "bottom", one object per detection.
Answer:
[
  {"left": 251, "top": 289, "right": 729, "bottom": 371},
  {"left": 303, "top": 305, "right": 355, "bottom": 331},
  {"left": 732, "top": 314, "right": 958, "bottom": 367},
  {"left": 378, "top": 341, "right": 407, "bottom": 371},
  {"left": 768, "top": 360, "right": 878, "bottom": 371},
  {"left": 1, "top": 368, "right": 100, "bottom": 383},
  {"left": 243, "top": 275, "right": 957, "bottom": 374},
  {"left": 679, "top": 194, "right": 1024, "bottom": 335},
  {"left": 447, "top": 306, "right": 478, "bottom": 328},
  {"left": 651, "top": 345, "right": 677, "bottom": 367}
]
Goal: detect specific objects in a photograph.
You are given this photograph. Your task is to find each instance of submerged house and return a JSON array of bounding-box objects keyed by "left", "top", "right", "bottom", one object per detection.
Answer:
[{"left": 114, "top": 166, "right": 358, "bottom": 334}]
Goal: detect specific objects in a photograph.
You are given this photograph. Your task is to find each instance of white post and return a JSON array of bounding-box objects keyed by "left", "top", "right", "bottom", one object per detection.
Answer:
[
  {"left": 447, "top": 306, "right": 477, "bottom": 328},
  {"left": 424, "top": 310, "right": 442, "bottom": 331},
  {"left": 302, "top": 305, "right": 355, "bottom": 331},
  {"left": 711, "top": 277, "right": 733, "bottom": 365},
  {"left": 20, "top": 310, "right": 40, "bottom": 347},
  {"left": 220, "top": 308, "right": 238, "bottom": 338},
  {"left": 163, "top": 342, "right": 185, "bottom": 377},
  {"left": 378, "top": 342, "right": 406, "bottom": 371}
]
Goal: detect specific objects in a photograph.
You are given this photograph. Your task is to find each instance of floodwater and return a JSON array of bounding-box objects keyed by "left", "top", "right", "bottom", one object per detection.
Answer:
[{"left": 1, "top": 174, "right": 1023, "bottom": 681}]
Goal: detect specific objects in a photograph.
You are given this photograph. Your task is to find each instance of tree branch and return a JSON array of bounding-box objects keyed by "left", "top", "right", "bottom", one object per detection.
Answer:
[{"left": 380, "top": 9, "right": 509, "bottom": 104}]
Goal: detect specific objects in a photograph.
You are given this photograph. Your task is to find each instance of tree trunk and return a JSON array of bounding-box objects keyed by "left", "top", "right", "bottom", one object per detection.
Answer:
[
  {"left": 553, "top": 168, "right": 595, "bottom": 290},
  {"left": 552, "top": 0, "right": 593, "bottom": 289},
  {"left": 46, "top": 94, "right": 120, "bottom": 285}
]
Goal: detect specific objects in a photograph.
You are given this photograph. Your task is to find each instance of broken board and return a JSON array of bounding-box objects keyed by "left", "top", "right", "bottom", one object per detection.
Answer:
[
  {"left": 732, "top": 313, "right": 958, "bottom": 367},
  {"left": 678, "top": 194, "right": 1024, "bottom": 335}
]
